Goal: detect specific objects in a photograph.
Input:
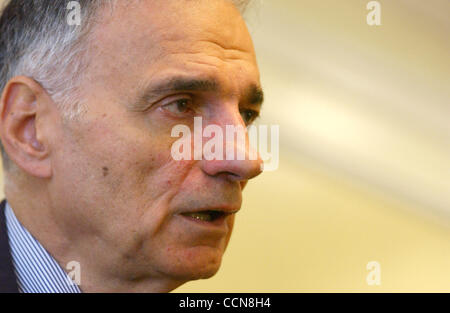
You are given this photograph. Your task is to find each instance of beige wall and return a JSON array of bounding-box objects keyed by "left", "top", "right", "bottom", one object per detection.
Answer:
[{"left": 1, "top": 0, "right": 449, "bottom": 292}]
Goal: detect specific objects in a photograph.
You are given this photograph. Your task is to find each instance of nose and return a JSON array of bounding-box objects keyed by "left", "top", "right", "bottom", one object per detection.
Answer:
[
  {"left": 201, "top": 143, "right": 263, "bottom": 182},
  {"left": 200, "top": 114, "right": 263, "bottom": 182}
]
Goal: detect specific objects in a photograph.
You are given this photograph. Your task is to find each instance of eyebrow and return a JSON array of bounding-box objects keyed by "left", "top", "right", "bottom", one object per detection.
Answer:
[
  {"left": 130, "top": 76, "right": 264, "bottom": 112},
  {"left": 247, "top": 84, "right": 264, "bottom": 106}
]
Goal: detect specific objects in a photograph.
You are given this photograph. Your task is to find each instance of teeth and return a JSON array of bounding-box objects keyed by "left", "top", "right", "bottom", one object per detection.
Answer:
[{"left": 184, "top": 212, "right": 213, "bottom": 222}]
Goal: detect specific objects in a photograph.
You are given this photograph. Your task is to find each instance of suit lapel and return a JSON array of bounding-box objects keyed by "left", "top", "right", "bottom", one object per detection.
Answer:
[{"left": 0, "top": 199, "right": 19, "bottom": 293}]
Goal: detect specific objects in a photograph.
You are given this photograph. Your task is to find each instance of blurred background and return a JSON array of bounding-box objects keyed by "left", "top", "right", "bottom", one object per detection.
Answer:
[{"left": 1, "top": 0, "right": 449, "bottom": 292}]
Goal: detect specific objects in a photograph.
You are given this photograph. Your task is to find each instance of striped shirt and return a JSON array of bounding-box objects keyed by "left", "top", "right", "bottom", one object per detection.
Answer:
[{"left": 5, "top": 202, "right": 81, "bottom": 293}]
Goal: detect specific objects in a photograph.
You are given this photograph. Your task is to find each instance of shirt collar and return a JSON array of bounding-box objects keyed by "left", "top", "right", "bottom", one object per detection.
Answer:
[{"left": 5, "top": 202, "right": 81, "bottom": 293}]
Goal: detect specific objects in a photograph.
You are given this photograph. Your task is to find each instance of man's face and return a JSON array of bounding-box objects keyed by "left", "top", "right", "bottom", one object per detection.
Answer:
[{"left": 48, "top": 0, "right": 262, "bottom": 286}]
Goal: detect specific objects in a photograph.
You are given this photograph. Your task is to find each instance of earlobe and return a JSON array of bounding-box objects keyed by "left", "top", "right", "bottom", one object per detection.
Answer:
[{"left": 0, "top": 76, "right": 52, "bottom": 178}]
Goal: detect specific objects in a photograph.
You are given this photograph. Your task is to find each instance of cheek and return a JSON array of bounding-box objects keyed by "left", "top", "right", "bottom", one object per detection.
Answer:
[
  {"left": 54, "top": 112, "right": 199, "bottom": 236},
  {"left": 86, "top": 114, "right": 187, "bottom": 194}
]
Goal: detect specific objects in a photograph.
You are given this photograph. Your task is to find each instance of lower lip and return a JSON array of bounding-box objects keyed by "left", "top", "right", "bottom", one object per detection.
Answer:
[{"left": 177, "top": 213, "right": 231, "bottom": 232}]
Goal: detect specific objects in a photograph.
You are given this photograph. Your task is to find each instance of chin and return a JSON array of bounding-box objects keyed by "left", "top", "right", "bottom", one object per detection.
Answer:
[
  {"left": 162, "top": 246, "right": 225, "bottom": 282},
  {"left": 187, "top": 264, "right": 221, "bottom": 281}
]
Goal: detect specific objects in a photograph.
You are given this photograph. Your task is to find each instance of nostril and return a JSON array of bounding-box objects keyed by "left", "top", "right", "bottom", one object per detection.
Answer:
[
  {"left": 214, "top": 171, "right": 242, "bottom": 182},
  {"left": 201, "top": 157, "right": 263, "bottom": 181},
  {"left": 225, "top": 172, "right": 243, "bottom": 182}
]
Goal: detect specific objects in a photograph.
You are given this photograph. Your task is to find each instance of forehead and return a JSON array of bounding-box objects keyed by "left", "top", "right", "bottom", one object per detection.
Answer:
[{"left": 86, "top": 0, "right": 259, "bottom": 102}]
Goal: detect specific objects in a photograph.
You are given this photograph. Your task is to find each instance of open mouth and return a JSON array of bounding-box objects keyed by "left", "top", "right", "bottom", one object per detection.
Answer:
[{"left": 181, "top": 210, "right": 228, "bottom": 222}]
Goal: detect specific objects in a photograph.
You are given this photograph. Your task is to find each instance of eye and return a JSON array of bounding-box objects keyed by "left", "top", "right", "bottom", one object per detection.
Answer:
[
  {"left": 161, "top": 98, "right": 193, "bottom": 116},
  {"left": 240, "top": 109, "right": 260, "bottom": 125}
]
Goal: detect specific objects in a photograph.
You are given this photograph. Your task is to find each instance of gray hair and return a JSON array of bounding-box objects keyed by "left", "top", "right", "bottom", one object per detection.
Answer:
[{"left": 0, "top": 0, "right": 251, "bottom": 168}]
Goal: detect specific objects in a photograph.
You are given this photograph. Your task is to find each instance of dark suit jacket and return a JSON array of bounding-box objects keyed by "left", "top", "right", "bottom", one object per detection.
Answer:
[{"left": 0, "top": 199, "right": 19, "bottom": 292}]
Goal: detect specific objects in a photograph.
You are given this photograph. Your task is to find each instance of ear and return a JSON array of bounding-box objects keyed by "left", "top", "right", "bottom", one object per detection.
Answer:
[{"left": 0, "top": 76, "right": 52, "bottom": 178}]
